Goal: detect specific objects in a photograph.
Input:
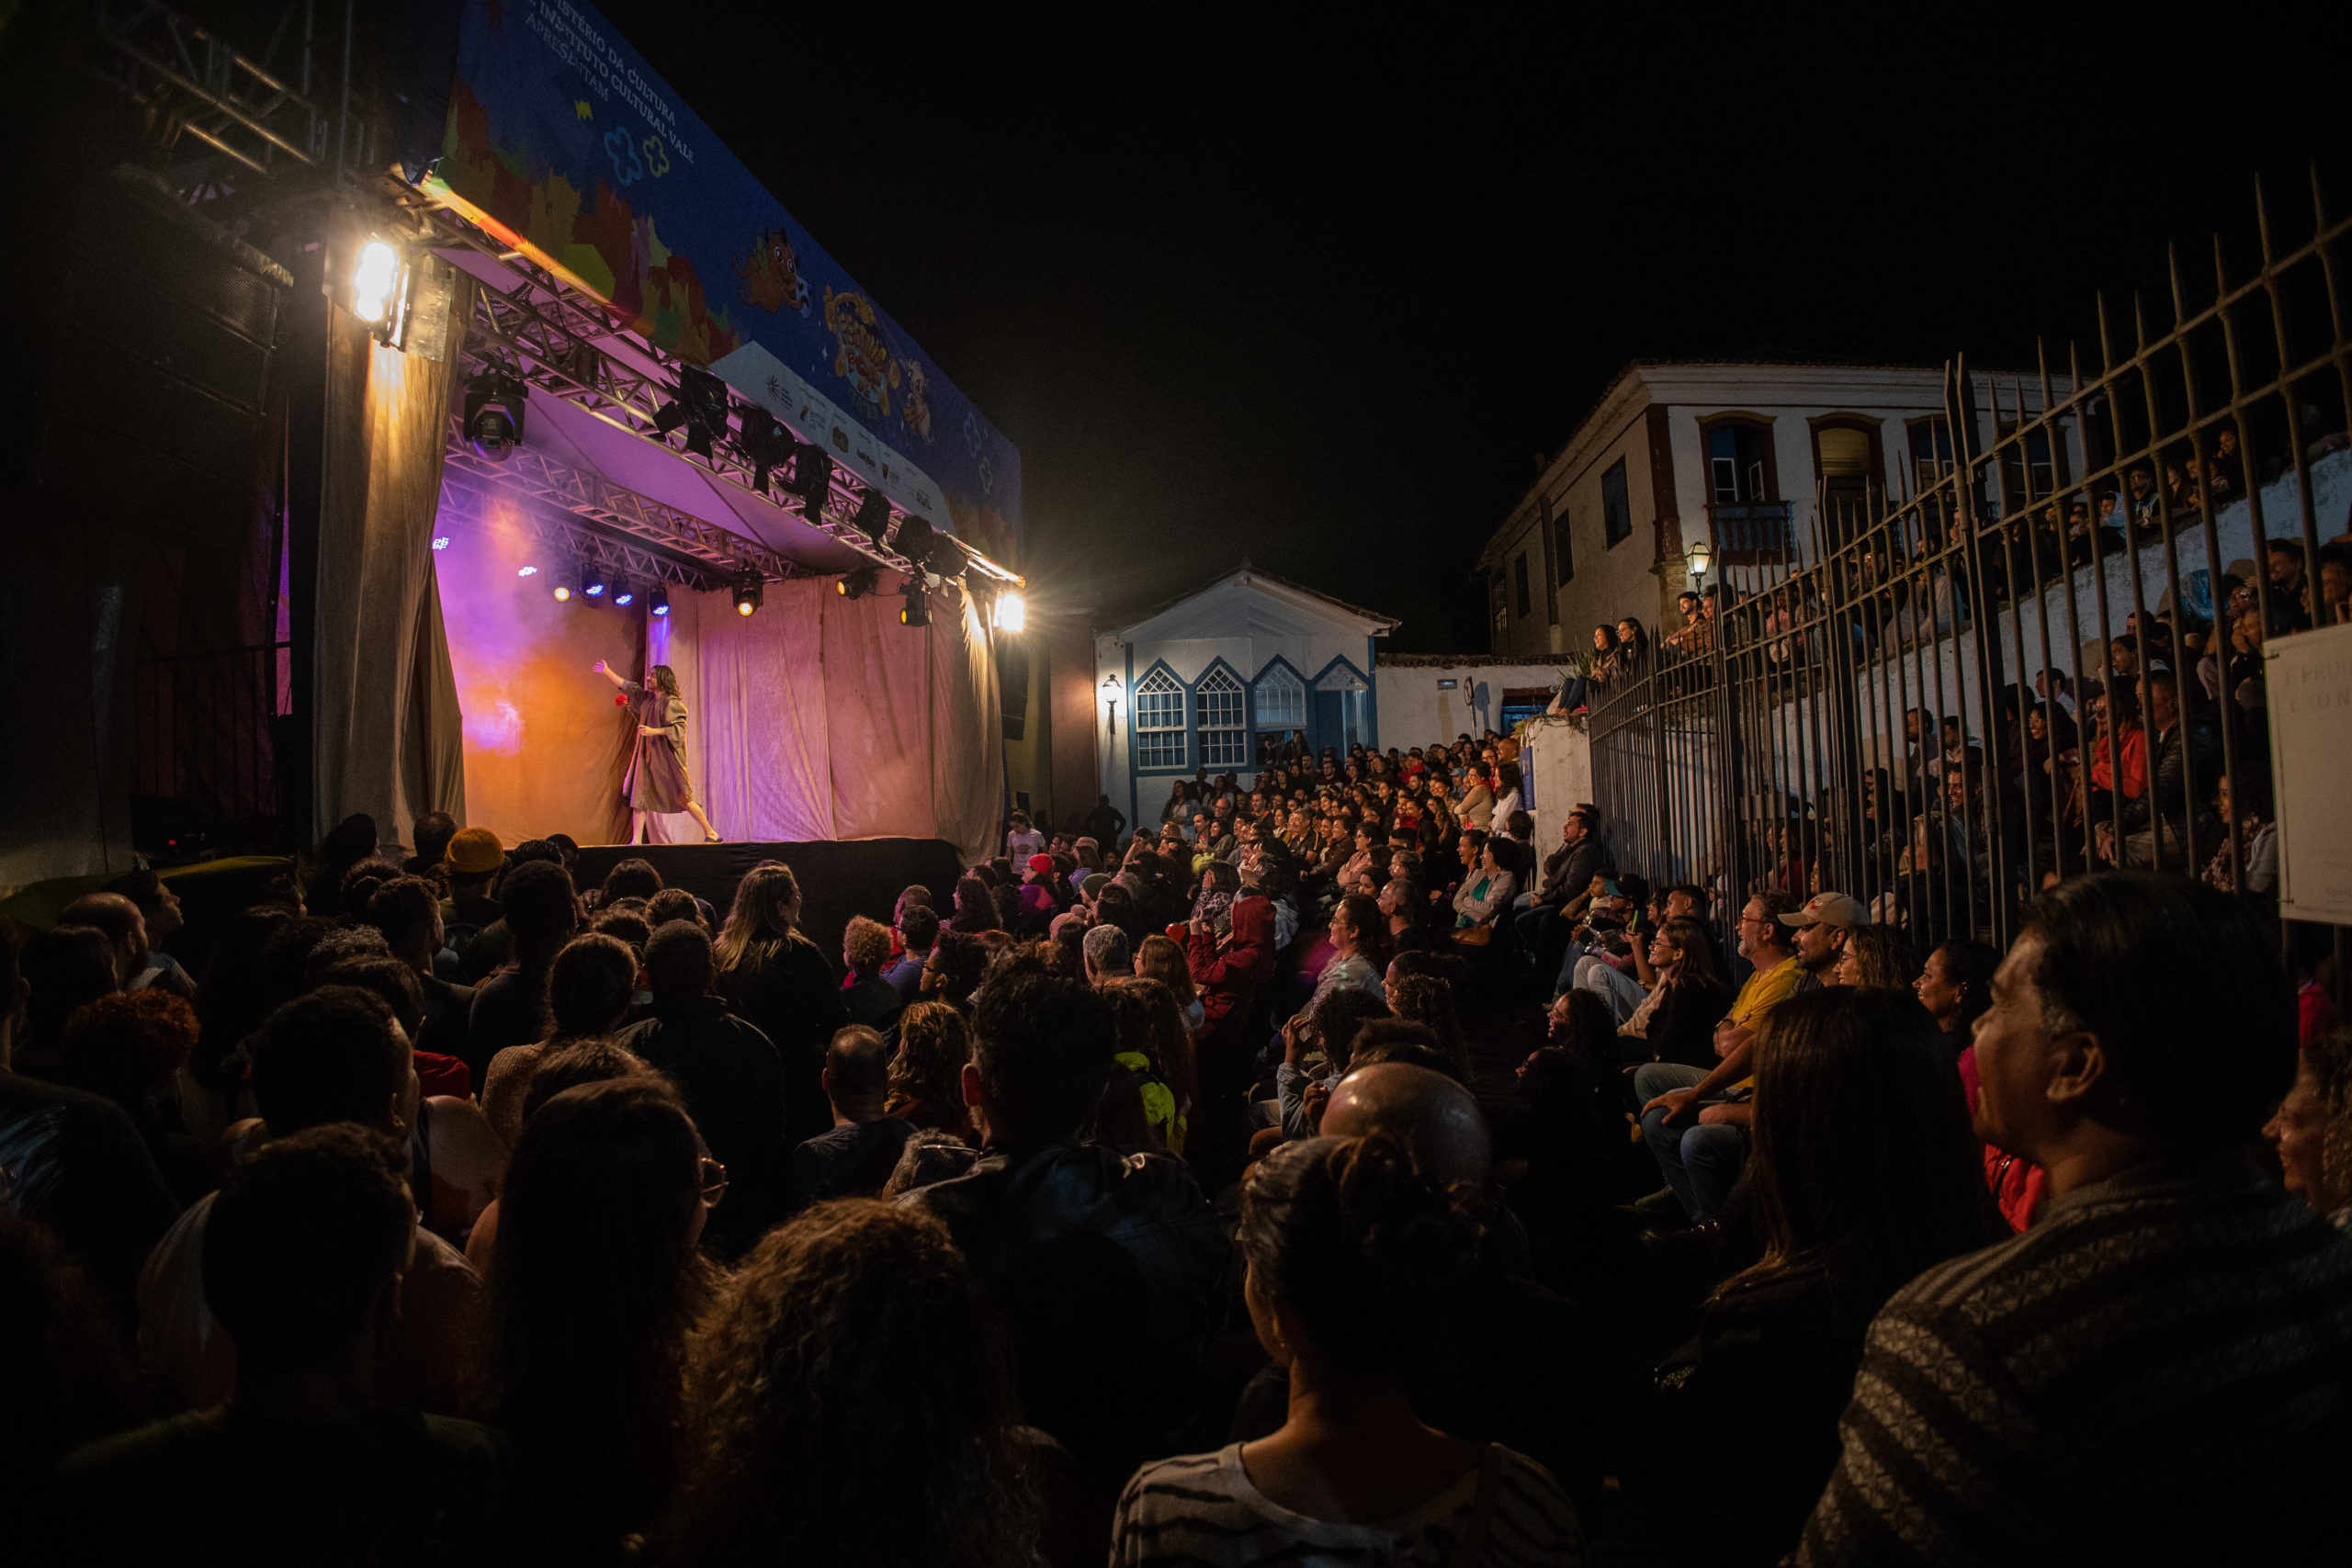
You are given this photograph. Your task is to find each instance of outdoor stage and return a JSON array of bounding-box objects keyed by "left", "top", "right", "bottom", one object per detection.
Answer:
[{"left": 573, "top": 838, "right": 963, "bottom": 951}]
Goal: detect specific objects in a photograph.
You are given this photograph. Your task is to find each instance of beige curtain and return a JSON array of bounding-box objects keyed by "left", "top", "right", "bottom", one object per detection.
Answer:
[
  {"left": 311, "top": 275, "right": 475, "bottom": 853},
  {"left": 645, "top": 576, "right": 1003, "bottom": 863}
]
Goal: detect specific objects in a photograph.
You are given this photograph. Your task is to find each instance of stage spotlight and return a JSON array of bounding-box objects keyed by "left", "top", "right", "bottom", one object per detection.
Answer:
[
  {"left": 850, "top": 487, "right": 891, "bottom": 543},
  {"left": 649, "top": 583, "right": 671, "bottom": 617},
  {"left": 993, "top": 590, "right": 1027, "bottom": 633},
  {"left": 516, "top": 565, "right": 538, "bottom": 578},
  {"left": 781, "top": 441, "right": 833, "bottom": 520},
  {"left": 654, "top": 366, "right": 732, "bottom": 459},
  {"left": 464, "top": 368, "right": 528, "bottom": 459},
  {"left": 732, "top": 573, "right": 763, "bottom": 617},
  {"left": 899, "top": 581, "right": 931, "bottom": 627},
  {"left": 739, "top": 408, "right": 795, "bottom": 494},
  {"left": 431, "top": 536, "right": 450, "bottom": 551},
  {"left": 351, "top": 239, "right": 407, "bottom": 339},
  {"left": 613, "top": 580, "right": 637, "bottom": 607},
  {"left": 582, "top": 562, "right": 609, "bottom": 599},
  {"left": 838, "top": 565, "right": 880, "bottom": 601},
  {"left": 552, "top": 578, "right": 572, "bottom": 603}
]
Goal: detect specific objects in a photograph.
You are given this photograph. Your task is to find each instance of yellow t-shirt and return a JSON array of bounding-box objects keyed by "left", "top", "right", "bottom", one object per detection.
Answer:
[{"left": 1726, "top": 955, "right": 1803, "bottom": 1092}]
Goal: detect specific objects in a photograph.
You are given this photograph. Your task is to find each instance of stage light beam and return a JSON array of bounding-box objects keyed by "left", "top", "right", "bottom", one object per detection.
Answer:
[{"left": 353, "top": 241, "right": 401, "bottom": 324}]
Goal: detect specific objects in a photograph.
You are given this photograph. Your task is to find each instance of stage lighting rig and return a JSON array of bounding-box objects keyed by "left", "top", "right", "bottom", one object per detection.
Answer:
[
  {"left": 850, "top": 487, "right": 892, "bottom": 544},
  {"left": 778, "top": 442, "right": 834, "bottom": 522},
  {"left": 551, "top": 576, "right": 572, "bottom": 603},
  {"left": 613, "top": 580, "right": 637, "bottom": 607},
  {"left": 838, "top": 565, "right": 880, "bottom": 601},
  {"left": 463, "top": 367, "right": 528, "bottom": 460},
  {"left": 739, "top": 408, "right": 796, "bottom": 494},
  {"left": 732, "top": 572, "right": 763, "bottom": 617},
  {"left": 649, "top": 583, "right": 671, "bottom": 617},
  {"left": 654, "top": 366, "right": 733, "bottom": 458},
  {"left": 350, "top": 238, "right": 408, "bottom": 343},
  {"left": 899, "top": 581, "right": 931, "bottom": 627},
  {"left": 581, "top": 562, "right": 610, "bottom": 599}
]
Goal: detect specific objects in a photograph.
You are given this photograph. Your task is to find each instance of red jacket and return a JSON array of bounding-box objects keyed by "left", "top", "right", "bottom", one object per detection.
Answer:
[{"left": 1185, "top": 897, "right": 1275, "bottom": 1036}]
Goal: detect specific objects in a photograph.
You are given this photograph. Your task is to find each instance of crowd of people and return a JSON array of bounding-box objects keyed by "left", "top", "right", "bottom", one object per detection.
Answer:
[{"left": 4, "top": 729, "right": 2350, "bottom": 1563}]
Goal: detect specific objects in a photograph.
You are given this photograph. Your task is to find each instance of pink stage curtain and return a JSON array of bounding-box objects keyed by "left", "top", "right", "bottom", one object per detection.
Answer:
[
  {"left": 644, "top": 577, "right": 1003, "bottom": 863},
  {"left": 312, "top": 275, "right": 475, "bottom": 856}
]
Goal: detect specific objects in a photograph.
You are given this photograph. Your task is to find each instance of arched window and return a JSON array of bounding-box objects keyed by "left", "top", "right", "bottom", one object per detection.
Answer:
[
  {"left": 1253, "top": 665, "right": 1306, "bottom": 730},
  {"left": 1197, "top": 668, "right": 1247, "bottom": 767},
  {"left": 1134, "top": 668, "right": 1187, "bottom": 769}
]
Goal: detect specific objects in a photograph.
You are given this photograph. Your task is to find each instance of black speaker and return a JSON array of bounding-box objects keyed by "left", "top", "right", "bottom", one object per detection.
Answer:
[{"left": 35, "top": 165, "right": 290, "bottom": 547}]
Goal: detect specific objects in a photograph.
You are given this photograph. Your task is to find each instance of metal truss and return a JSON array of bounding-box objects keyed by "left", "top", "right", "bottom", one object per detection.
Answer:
[
  {"left": 90, "top": 0, "right": 352, "bottom": 182},
  {"left": 436, "top": 475, "right": 725, "bottom": 592},
  {"left": 417, "top": 205, "right": 1021, "bottom": 586},
  {"left": 441, "top": 438, "right": 801, "bottom": 587}
]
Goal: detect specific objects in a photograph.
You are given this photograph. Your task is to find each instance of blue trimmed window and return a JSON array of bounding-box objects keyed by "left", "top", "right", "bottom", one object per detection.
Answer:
[
  {"left": 1253, "top": 665, "right": 1306, "bottom": 729},
  {"left": 1135, "top": 668, "right": 1187, "bottom": 768},
  {"left": 1198, "top": 668, "right": 1247, "bottom": 767}
]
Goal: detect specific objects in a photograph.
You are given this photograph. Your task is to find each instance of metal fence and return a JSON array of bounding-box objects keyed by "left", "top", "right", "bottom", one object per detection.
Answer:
[{"left": 1585, "top": 174, "right": 2350, "bottom": 975}]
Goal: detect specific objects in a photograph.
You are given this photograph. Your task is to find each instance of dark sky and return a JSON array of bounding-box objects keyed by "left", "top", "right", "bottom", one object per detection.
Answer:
[{"left": 594, "top": 2, "right": 2335, "bottom": 651}]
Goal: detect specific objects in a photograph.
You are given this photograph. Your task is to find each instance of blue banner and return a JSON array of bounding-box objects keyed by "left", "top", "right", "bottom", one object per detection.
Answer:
[{"left": 429, "top": 0, "right": 1020, "bottom": 561}]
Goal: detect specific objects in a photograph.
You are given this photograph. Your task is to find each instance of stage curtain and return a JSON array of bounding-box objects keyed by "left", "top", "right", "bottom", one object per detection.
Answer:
[
  {"left": 644, "top": 577, "right": 1002, "bottom": 863},
  {"left": 311, "top": 278, "right": 474, "bottom": 856}
]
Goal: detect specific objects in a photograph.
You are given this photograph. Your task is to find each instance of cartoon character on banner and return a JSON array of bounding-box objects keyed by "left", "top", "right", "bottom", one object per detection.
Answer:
[
  {"left": 901, "top": 359, "right": 933, "bottom": 443},
  {"left": 736, "top": 226, "right": 812, "bottom": 315},
  {"left": 823, "top": 288, "right": 900, "bottom": 424}
]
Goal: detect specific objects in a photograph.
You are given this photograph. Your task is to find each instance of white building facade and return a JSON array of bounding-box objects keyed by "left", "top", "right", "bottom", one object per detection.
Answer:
[
  {"left": 1094, "top": 569, "right": 1397, "bottom": 832},
  {"left": 1476, "top": 361, "right": 2055, "bottom": 659}
]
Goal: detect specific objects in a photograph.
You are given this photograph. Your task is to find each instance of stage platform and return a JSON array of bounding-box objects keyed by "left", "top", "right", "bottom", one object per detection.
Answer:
[{"left": 573, "top": 839, "right": 964, "bottom": 951}]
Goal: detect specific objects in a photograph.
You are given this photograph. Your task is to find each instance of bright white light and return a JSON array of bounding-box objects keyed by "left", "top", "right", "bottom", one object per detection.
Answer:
[
  {"left": 993, "top": 591, "right": 1027, "bottom": 633},
  {"left": 552, "top": 583, "right": 571, "bottom": 602},
  {"left": 735, "top": 599, "right": 754, "bottom": 617},
  {"left": 516, "top": 565, "right": 538, "bottom": 577},
  {"left": 431, "top": 536, "right": 450, "bottom": 551},
  {"left": 353, "top": 241, "right": 400, "bottom": 323}
]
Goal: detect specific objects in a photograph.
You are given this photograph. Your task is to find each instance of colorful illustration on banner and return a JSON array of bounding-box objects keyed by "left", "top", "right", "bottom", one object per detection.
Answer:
[
  {"left": 736, "top": 225, "right": 811, "bottom": 315},
  {"left": 823, "top": 288, "right": 899, "bottom": 423},
  {"left": 902, "top": 359, "right": 933, "bottom": 442}
]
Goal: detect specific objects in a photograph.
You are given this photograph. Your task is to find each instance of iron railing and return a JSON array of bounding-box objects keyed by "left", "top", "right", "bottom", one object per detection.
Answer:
[{"left": 1584, "top": 173, "right": 2350, "bottom": 980}]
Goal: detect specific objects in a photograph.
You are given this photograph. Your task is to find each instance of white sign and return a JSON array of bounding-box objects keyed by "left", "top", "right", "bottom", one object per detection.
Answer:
[{"left": 2267, "top": 620, "right": 2352, "bottom": 927}]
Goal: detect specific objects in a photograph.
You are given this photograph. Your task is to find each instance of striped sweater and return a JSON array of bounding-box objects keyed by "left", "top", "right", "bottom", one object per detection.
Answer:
[
  {"left": 1114, "top": 1441, "right": 1581, "bottom": 1567},
  {"left": 1793, "top": 1150, "right": 2352, "bottom": 1566}
]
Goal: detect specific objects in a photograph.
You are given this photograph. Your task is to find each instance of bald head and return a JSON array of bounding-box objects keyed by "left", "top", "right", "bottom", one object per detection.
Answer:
[{"left": 1321, "top": 1062, "right": 1491, "bottom": 1186}]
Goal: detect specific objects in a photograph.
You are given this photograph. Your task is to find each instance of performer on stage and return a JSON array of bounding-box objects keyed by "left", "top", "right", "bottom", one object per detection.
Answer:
[{"left": 594, "top": 660, "right": 721, "bottom": 845}]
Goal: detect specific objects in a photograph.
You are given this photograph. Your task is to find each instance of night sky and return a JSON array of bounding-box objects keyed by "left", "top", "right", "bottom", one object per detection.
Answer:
[{"left": 593, "top": 2, "right": 2335, "bottom": 651}]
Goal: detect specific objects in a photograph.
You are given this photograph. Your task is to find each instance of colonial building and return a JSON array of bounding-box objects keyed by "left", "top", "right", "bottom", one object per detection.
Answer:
[{"left": 1476, "top": 361, "right": 2056, "bottom": 658}]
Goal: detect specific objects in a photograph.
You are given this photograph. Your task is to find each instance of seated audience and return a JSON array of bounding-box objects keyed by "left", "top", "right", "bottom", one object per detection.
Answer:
[
  {"left": 614, "top": 920, "right": 790, "bottom": 1257},
  {"left": 480, "top": 932, "right": 638, "bottom": 1148},
  {"left": 98, "top": 870, "right": 197, "bottom": 998},
  {"left": 715, "top": 862, "right": 845, "bottom": 1150},
  {"left": 786, "top": 1026, "right": 916, "bottom": 1209},
  {"left": 886, "top": 904, "right": 940, "bottom": 1004},
  {"left": 903, "top": 967, "right": 1229, "bottom": 1488},
  {"left": 662, "top": 1201, "right": 1052, "bottom": 1567},
  {"left": 1795, "top": 874, "right": 2352, "bottom": 1566},
  {"left": 1113, "top": 1133, "right": 1581, "bottom": 1564},
  {"left": 45, "top": 1126, "right": 519, "bottom": 1562},
  {"left": 467, "top": 860, "right": 580, "bottom": 1066},
  {"left": 2265, "top": 1026, "right": 2352, "bottom": 1230},
  {"left": 1626, "top": 989, "right": 2005, "bottom": 1565},
  {"left": 887, "top": 999, "right": 978, "bottom": 1138},
  {"left": 484, "top": 1077, "right": 713, "bottom": 1556},
  {"left": 841, "top": 916, "right": 904, "bottom": 1030},
  {"left": 139, "top": 987, "right": 483, "bottom": 1416}
]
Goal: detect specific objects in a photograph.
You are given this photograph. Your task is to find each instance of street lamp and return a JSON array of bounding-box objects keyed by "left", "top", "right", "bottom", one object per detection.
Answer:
[
  {"left": 1100, "top": 672, "right": 1123, "bottom": 735},
  {"left": 1687, "top": 538, "right": 1713, "bottom": 585}
]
